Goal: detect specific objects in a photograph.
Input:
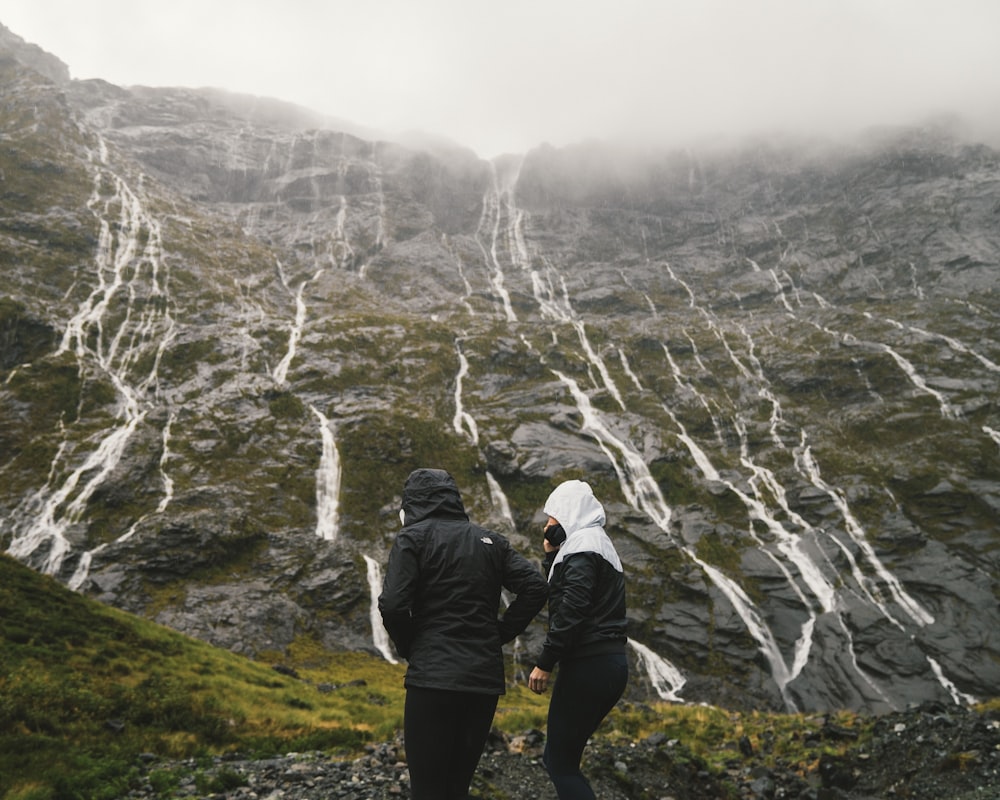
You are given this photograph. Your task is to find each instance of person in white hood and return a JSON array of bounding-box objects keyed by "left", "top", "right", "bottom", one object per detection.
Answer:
[{"left": 528, "top": 479, "right": 628, "bottom": 799}]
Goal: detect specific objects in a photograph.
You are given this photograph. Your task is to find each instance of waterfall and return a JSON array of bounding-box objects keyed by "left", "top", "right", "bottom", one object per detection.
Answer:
[
  {"left": 794, "top": 434, "right": 934, "bottom": 628},
  {"left": 475, "top": 162, "right": 517, "bottom": 322},
  {"left": 363, "top": 555, "right": 398, "bottom": 664},
  {"left": 273, "top": 267, "right": 323, "bottom": 386},
  {"left": 486, "top": 472, "right": 516, "bottom": 531},
  {"left": 155, "top": 412, "right": 176, "bottom": 514},
  {"left": 452, "top": 345, "right": 479, "bottom": 444},
  {"left": 927, "top": 656, "right": 977, "bottom": 706},
  {"left": 628, "top": 639, "right": 686, "bottom": 702},
  {"left": 311, "top": 406, "right": 341, "bottom": 542},
  {"left": 7, "top": 152, "right": 171, "bottom": 577},
  {"left": 985, "top": 426, "right": 1000, "bottom": 450}
]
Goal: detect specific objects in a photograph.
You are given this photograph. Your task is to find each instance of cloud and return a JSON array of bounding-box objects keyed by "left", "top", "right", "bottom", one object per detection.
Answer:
[{"left": 5, "top": 0, "right": 1000, "bottom": 157}]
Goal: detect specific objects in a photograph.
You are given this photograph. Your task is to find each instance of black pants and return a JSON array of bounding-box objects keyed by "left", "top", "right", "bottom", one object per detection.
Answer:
[
  {"left": 403, "top": 686, "right": 499, "bottom": 800},
  {"left": 543, "top": 652, "right": 629, "bottom": 800}
]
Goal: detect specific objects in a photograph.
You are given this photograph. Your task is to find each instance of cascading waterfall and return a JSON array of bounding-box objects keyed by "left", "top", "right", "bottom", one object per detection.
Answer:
[
  {"left": 486, "top": 473, "right": 517, "bottom": 532},
  {"left": 551, "top": 370, "right": 671, "bottom": 531},
  {"left": 878, "top": 343, "right": 958, "bottom": 419},
  {"left": 452, "top": 345, "right": 479, "bottom": 445},
  {"left": 793, "top": 434, "right": 934, "bottom": 628},
  {"left": 627, "top": 639, "right": 686, "bottom": 702},
  {"left": 985, "top": 426, "right": 1000, "bottom": 449},
  {"left": 310, "top": 406, "right": 341, "bottom": 542},
  {"left": 927, "top": 657, "right": 977, "bottom": 706},
  {"left": 530, "top": 254, "right": 962, "bottom": 709},
  {"left": 655, "top": 260, "right": 960, "bottom": 702},
  {"left": 363, "top": 555, "right": 398, "bottom": 664},
  {"left": 451, "top": 341, "right": 518, "bottom": 534},
  {"left": 452, "top": 153, "right": 988, "bottom": 710},
  {"left": 368, "top": 142, "right": 387, "bottom": 253},
  {"left": 273, "top": 262, "right": 324, "bottom": 386},
  {"left": 734, "top": 258, "right": 976, "bottom": 702},
  {"left": 442, "top": 233, "right": 477, "bottom": 315},
  {"left": 474, "top": 162, "right": 518, "bottom": 322},
  {"left": 155, "top": 413, "right": 176, "bottom": 515},
  {"left": 6, "top": 142, "right": 175, "bottom": 577},
  {"left": 68, "top": 411, "right": 177, "bottom": 591},
  {"left": 658, "top": 334, "right": 892, "bottom": 703}
]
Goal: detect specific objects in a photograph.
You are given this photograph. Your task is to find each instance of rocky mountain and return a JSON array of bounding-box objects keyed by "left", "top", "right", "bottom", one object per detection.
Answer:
[{"left": 2, "top": 22, "right": 998, "bottom": 715}]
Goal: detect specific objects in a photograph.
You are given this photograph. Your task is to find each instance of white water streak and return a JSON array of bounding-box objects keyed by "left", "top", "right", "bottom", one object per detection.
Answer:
[
  {"left": 628, "top": 639, "right": 686, "bottom": 701},
  {"left": 557, "top": 357, "right": 799, "bottom": 707},
  {"left": 486, "top": 472, "right": 516, "bottom": 532},
  {"left": 8, "top": 146, "right": 173, "bottom": 576},
  {"left": 768, "top": 268, "right": 795, "bottom": 313},
  {"left": 364, "top": 555, "right": 398, "bottom": 663},
  {"left": 734, "top": 419, "right": 837, "bottom": 614},
  {"left": 452, "top": 344, "right": 514, "bottom": 529},
  {"left": 311, "top": 406, "right": 341, "bottom": 542},
  {"left": 443, "top": 234, "right": 476, "bottom": 315},
  {"left": 532, "top": 268, "right": 626, "bottom": 410},
  {"left": 794, "top": 435, "right": 934, "bottom": 627},
  {"left": 618, "top": 349, "right": 644, "bottom": 392},
  {"left": 553, "top": 370, "right": 671, "bottom": 530},
  {"left": 884, "top": 317, "right": 1000, "bottom": 374},
  {"left": 273, "top": 266, "right": 323, "bottom": 386},
  {"left": 927, "top": 656, "right": 977, "bottom": 706},
  {"left": 452, "top": 346, "right": 479, "bottom": 444},
  {"left": 369, "top": 143, "right": 387, "bottom": 251},
  {"left": 985, "top": 426, "right": 1000, "bottom": 449},
  {"left": 156, "top": 412, "right": 176, "bottom": 514},
  {"left": 333, "top": 195, "right": 356, "bottom": 268},
  {"left": 879, "top": 344, "right": 958, "bottom": 419},
  {"left": 475, "top": 163, "right": 518, "bottom": 321}
]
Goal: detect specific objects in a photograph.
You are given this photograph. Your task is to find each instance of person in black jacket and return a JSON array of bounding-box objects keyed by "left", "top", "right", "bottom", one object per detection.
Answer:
[
  {"left": 378, "top": 468, "right": 547, "bottom": 800},
  {"left": 528, "top": 479, "right": 628, "bottom": 800}
]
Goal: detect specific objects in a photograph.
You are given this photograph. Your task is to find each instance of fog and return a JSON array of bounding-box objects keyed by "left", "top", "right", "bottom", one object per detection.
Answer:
[{"left": 5, "top": 0, "right": 1000, "bottom": 157}]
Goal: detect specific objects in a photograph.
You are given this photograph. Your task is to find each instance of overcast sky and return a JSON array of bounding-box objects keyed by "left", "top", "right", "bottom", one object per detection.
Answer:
[{"left": 5, "top": 0, "right": 1000, "bottom": 158}]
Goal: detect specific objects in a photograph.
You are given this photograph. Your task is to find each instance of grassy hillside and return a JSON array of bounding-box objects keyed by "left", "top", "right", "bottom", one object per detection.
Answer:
[
  {"left": 10, "top": 551, "right": 981, "bottom": 800},
  {"left": 1, "top": 552, "right": 407, "bottom": 799}
]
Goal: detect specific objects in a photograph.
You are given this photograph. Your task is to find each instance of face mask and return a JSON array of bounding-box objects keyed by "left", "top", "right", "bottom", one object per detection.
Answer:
[{"left": 544, "top": 523, "right": 566, "bottom": 547}]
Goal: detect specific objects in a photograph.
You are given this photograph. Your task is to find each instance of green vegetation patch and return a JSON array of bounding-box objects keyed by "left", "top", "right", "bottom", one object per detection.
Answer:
[{"left": 0, "top": 554, "right": 404, "bottom": 800}]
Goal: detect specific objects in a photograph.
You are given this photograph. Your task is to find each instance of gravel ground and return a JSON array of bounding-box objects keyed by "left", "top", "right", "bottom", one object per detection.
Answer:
[{"left": 122, "top": 702, "right": 1000, "bottom": 799}]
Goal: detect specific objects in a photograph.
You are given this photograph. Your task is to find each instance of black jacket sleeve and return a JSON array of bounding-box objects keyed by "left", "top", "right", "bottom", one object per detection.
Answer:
[
  {"left": 497, "top": 543, "right": 548, "bottom": 644},
  {"left": 377, "top": 530, "right": 420, "bottom": 659},
  {"left": 536, "top": 552, "right": 599, "bottom": 671}
]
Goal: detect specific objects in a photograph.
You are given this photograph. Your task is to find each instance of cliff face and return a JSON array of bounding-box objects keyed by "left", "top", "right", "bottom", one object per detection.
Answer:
[{"left": 1, "top": 27, "right": 998, "bottom": 714}]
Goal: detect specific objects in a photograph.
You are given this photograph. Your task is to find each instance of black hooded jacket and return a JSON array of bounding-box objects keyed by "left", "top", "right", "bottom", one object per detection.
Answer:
[{"left": 378, "top": 469, "right": 547, "bottom": 695}]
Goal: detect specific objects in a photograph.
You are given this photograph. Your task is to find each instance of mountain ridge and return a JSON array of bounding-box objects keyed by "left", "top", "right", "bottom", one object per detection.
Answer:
[{"left": 1, "top": 21, "right": 998, "bottom": 716}]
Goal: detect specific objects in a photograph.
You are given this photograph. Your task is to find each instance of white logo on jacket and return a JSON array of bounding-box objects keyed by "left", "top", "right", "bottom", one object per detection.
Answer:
[{"left": 481, "top": 536, "right": 494, "bottom": 545}]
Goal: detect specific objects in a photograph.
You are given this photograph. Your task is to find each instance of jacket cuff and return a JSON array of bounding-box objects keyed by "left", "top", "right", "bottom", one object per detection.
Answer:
[{"left": 536, "top": 650, "right": 558, "bottom": 672}]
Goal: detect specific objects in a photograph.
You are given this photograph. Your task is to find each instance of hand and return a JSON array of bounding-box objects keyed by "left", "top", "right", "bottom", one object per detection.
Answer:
[{"left": 528, "top": 666, "right": 550, "bottom": 694}]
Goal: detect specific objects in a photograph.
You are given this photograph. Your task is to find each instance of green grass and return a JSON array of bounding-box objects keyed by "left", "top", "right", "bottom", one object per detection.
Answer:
[
  {"left": 5, "top": 551, "right": 997, "bottom": 800},
  {"left": 0, "top": 553, "right": 407, "bottom": 800}
]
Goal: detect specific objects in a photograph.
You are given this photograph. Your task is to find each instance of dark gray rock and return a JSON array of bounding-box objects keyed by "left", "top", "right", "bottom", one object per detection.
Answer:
[{"left": 1, "top": 33, "right": 999, "bottom": 715}]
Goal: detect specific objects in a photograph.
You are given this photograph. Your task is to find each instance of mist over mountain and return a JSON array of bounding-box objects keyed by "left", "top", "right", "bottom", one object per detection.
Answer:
[{"left": 1, "top": 22, "right": 998, "bottom": 715}]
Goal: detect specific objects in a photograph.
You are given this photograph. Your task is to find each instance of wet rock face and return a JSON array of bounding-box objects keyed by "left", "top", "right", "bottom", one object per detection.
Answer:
[{"left": 2, "top": 37, "right": 999, "bottom": 714}]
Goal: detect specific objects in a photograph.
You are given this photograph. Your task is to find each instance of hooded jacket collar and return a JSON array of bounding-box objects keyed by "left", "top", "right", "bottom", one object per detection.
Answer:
[{"left": 544, "top": 479, "right": 622, "bottom": 575}]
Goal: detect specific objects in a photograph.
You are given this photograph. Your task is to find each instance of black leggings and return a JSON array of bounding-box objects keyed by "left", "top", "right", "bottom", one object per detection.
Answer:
[
  {"left": 543, "top": 653, "right": 629, "bottom": 799},
  {"left": 403, "top": 686, "right": 499, "bottom": 800}
]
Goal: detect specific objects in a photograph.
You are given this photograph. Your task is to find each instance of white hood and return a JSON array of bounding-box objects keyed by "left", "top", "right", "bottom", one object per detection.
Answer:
[{"left": 544, "top": 479, "right": 622, "bottom": 576}]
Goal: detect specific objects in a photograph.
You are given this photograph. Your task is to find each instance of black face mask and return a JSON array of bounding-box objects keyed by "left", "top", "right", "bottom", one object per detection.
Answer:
[{"left": 544, "top": 523, "right": 566, "bottom": 547}]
